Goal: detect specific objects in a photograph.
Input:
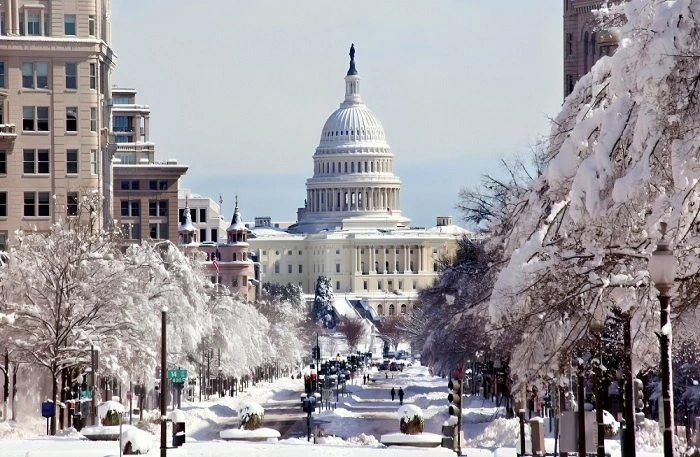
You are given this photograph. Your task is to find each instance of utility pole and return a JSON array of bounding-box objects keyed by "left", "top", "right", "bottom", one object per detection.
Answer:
[{"left": 623, "top": 313, "right": 636, "bottom": 457}]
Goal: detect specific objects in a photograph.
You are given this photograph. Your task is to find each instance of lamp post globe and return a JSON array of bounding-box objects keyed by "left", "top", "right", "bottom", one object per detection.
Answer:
[{"left": 648, "top": 221, "right": 676, "bottom": 457}]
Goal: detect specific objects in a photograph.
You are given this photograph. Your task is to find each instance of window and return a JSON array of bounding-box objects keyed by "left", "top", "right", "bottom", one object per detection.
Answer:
[
  {"left": 66, "top": 108, "right": 78, "bottom": 132},
  {"left": 412, "top": 280, "right": 417, "bottom": 290},
  {"left": 410, "top": 260, "right": 414, "bottom": 271},
  {"left": 433, "top": 262, "right": 438, "bottom": 272},
  {"left": 401, "top": 304, "right": 407, "bottom": 315},
  {"left": 567, "top": 75, "right": 575, "bottom": 95},
  {"left": 64, "top": 63, "right": 77, "bottom": 89},
  {"left": 298, "top": 264, "right": 303, "bottom": 273},
  {"left": 121, "top": 223, "right": 140, "bottom": 240},
  {"left": 274, "top": 261, "right": 280, "bottom": 274},
  {"left": 288, "top": 264, "right": 292, "bottom": 274},
  {"left": 286, "top": 250, "right": 292, "bottom": 255},
  {"left": 0, "top": 151, "right": 5, "bottom": 174},
  {"left": 299, "top": 250, "right": 302, "bottom": 255},
  {"left": 112, "top": 96, "right": 130, "bottom": 104},
  {"left": 23, "top": 149, "right": 49, "bottom": 174},
  {"left": 149, "top": 223, "right": 168, "bottom": 240},
  {"left": 89, "top": 63, "right": 97, "bottom": 89},
  {"left": 121, "top": 201, "right": 140, "bottom": 217},
  {"left": 64, "top": 14, "right": 76, "bottom": 35},
  {"left": 211, "top": 229, "right": 217, "bottom": 242},
  {"left": 0, "top": 192, "right": 6, "bottom": 217},
  {"left": 18, "top": 13, "right": 23, "bottom": 35},
  {"left": 24, "top": 191, "right": 50, "bottom": 217},
  {"left": 566, "top": 33, "right": 573, "bottom": 56},
  {"left": 149, "top": 200, "right": 167, "bottom": 217},
  {"left": 150, "top": 180, "right": 158, "bottom": 190},
  {"left": 23, "top": 106, "right": 49, "bottom": 131},
  {"left": 27, "top": 12, "right": 40, "bottom": 36},
  {"left": 21, "top": 63, "right": 32, "bottom": 87},
  {"left": 378, "top": 280, "right": 383, "bottom": 290},
  {"left": 389, "top": 304, "right": 396, "bottom": 316},
  {"left": 199, "top": 228, "right": 207, "bottom": 242},
  {"left": 88, "top": 15, "right": 95, "bottom": 36},
  {"left": 90, "top": 107, "right": 97, "bottom": 132},
  {"left": 23, "top": 62, "right": 48, "bottom": 88},
  {"left": 90, "top": 149, "right": 98, "bottom": 174},
  {"left": 190, "top": 209, "right": 197, "bottom": 223},
  {"left": 160, "top": 180, "right": 168, "bottom": 190},
  {"left": 335, "top": 263, "right": 340, "bottom": 273},
  {"left": 232, "top": 277, "right": 239, "bottom": 287},
  {"left": 336, "top": 281, "right": 340, "bottom": 290},
  {"left": 377, "top": 304, "right": 384, "bottom": 315},
  {"left": 199, "top": 208, "right": 206, "bottom": 222},
  {"left": 67, "top": 192, "right": 78, "bottom": 216},
  {"left": 0, "top": 231, "right": 6, "bottom": 251},
  {"left": 0, "top": 62, "right": 4, "bottom": 87},
  {"left": 66, "top": 149, "right": 78, "bottom": 174},
  {"left": 335, "top": 249, "right": 340, "bottom": 254}
]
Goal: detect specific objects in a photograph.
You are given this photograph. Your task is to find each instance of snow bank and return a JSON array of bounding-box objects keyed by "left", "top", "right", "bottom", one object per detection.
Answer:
[
  {"left": 219, "top": 427, "right": 280, "bottom": 440},
  {"left": 97, "top": 400, "right": 124, "bottom": 419}
]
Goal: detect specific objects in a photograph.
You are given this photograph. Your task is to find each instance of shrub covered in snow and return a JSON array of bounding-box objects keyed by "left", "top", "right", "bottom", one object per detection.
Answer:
[
  {"left": 98, "top": 400, "right": 125, "bottom": 426},
  {"left": 120, "top": 427, "right": 153, "bottom": 455},
  {"left": 397, "top": 404, "right": 424, "bottom": 435},
  {"left": 238, "top": 401, "right": 264, "bottom": 430}
]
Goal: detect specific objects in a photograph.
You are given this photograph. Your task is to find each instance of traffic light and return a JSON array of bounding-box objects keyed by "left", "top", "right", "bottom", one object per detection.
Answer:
[
  {"left": 311, "top": 346, "right": 320, "bottom": 359},
  {"left": 447, "top": 378, "right": 462, "bottom": 418},
  {"left": 633, "top": 378, "right": 644, "bottom": 411},
  {"left": 304, "top": 375, "right": 311, "bottom": 394}
]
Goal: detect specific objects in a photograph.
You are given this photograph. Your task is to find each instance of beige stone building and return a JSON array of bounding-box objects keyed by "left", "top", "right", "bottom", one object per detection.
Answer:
[
  {"left": 563, "top": 0, "right": 620, "bottom": 98},
  {"left": 111, "top": 88, "right": 187, "bottom": 244},
  {"left": 0, "top": 0, "right": 117, "bottom": 250}
]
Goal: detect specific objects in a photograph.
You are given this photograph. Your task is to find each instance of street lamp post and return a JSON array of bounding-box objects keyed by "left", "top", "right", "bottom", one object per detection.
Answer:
[
  {"left": 590, "top": 319, "right": 605, "bottom": 457},
  {"left": 160, "top": 306, "right": 167, "bottom": 457},
  {"left": 648, "top": 222, "right": 677, "bottom": 457}
]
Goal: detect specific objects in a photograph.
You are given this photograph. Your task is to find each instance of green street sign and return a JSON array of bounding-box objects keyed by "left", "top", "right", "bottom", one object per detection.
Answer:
[{"left": 167, "top": 369, "right": 187, "bottom": 383}]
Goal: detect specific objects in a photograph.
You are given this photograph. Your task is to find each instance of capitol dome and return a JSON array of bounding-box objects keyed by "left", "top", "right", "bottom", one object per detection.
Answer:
[
  {"left": 319, "top": 105, "right": 387, "bottom": 146},
  {"left": 294, "top": 44, "right": 411, "bottom": 234}
]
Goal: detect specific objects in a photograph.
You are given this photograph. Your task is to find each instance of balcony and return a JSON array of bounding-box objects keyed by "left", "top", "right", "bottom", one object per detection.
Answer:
[{"left": 0, "top": 124, "right": 17, "bottom": 148}]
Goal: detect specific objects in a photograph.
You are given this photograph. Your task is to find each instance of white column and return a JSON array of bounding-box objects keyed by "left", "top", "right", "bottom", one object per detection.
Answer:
[
  {"left": 7, "top": 0, "right": 13, "bottom": 34},
  {"left": 418, "top": 246, "right": 423, "bottom": 272}
]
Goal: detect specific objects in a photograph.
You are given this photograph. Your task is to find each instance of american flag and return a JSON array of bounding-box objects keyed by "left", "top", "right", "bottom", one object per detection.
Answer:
[
  {"left": 386, "top": 207, "right": 392, "bottom": 216},
  {"left": 212, "top": 258, "right": 219, "bottom": 275},
  {"left": 219, "top": 195, "right": 223, "bottom": 206}
]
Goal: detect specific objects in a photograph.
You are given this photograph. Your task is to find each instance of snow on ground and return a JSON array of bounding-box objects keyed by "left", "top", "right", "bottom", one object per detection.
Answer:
[{"left": 0, "top": 365, "right": 666, "bottom": 457}]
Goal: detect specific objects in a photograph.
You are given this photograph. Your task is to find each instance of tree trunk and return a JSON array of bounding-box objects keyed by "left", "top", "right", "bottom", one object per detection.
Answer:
[
  {"left": 11, "top": 364, "right": 17, "bottom": 421},
  {"left": 51, "top": 366, "right": 58, "bottom": 435}
]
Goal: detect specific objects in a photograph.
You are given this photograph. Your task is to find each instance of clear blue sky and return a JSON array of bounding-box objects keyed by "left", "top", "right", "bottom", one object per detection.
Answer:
[{"left": 111, "top": 1, "right": 563, "bottom": 229}]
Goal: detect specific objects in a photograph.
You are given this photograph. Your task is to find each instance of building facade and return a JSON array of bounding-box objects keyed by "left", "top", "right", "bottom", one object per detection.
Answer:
[
  {"left": 177, "top": 189, "right": 228, "bottom": 244},
  {"left": 563, "top": 0, "right": 620, "bottom": 98},
  {"left": 178, "top": 198, "right": 256, "bottom": 302},
  {"left": 112, "top": 87, "right": 187, "bottom": 244},
  {"left": 0, "top": 0, "right": 116, "bottom": 250},
  {"left": 247, "top": 48, "right": 468, "bottom": 315}
]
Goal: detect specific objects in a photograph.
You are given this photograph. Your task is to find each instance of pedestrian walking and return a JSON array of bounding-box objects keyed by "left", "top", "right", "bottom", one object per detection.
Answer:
[
  {"left": 398, "top": 387, "right": 405, "bottom": 405},
  {"left": 391, "top": 387, "right": 396, "bottom": 401}
]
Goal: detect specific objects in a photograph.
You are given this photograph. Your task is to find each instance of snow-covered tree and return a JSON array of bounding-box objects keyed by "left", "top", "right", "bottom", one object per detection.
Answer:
[
  {"left": 262, "top": 282, "right": 304, "bottom": 310},
  {"left": 480, "top": 0, "right": 700, "bottom": 386},
  {"left": 0, "top": 197, "right": 132, "bottom": 434},
  {"left": 313, "top": 276, "right": 335, "bottom": 327}
]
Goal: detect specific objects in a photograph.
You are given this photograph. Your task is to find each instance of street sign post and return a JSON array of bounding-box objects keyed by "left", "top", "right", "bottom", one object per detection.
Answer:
[{"left": 167, "top": 369, "right": 187, "bottom": 384}]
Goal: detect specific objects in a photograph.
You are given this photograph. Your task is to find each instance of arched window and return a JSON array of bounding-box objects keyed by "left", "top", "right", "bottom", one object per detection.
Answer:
[
  {"left": 400, "top": 304, "right": 407, "bottom": 315},
  {"left": 389, "top": 304, "right": 396, "bottom": 316},
  {"left": 351, "top": 162, "right": 355, "bottom": 173},
  {"left": 332, "top": 163, "right": 335, "bottom": 173},
  {"left": 344, "top": 162, "right": 348, "bottom": 173},
  {"left": 377, "top": 304, "right": 384, "bottom": 315}
]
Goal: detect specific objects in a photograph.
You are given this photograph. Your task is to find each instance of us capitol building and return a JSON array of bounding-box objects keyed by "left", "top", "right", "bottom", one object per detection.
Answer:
[{"left": 245, "top": 46, "right": 469, "bottom": 316}]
